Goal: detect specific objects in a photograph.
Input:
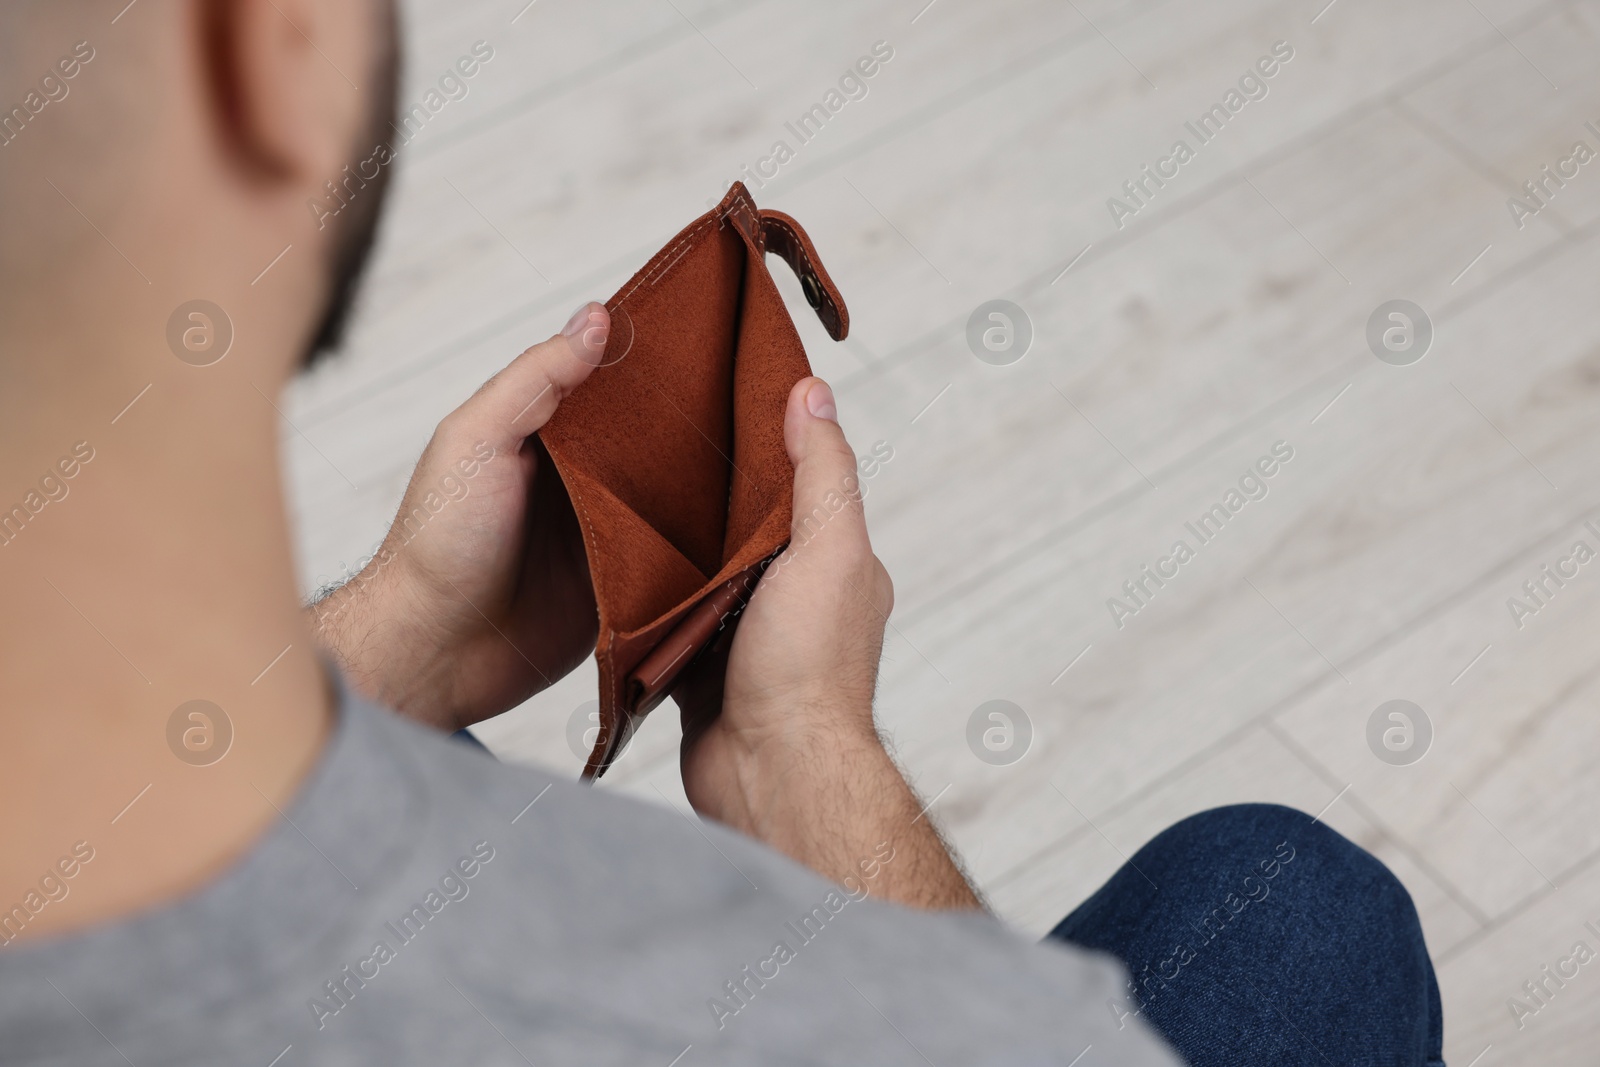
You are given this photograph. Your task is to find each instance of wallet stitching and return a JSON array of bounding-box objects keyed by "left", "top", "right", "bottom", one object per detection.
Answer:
[
  {"left": 724, "top": 199, "right": 762, "bottom": 251},
  {"left": 565, "top": 472, "right": 621, "bottom": 771},
  {"left": 610, "top": 189, "right": 760, "bottom": 310},
  {"left": 642, "top": 236, "right": 700, "bottom": 293},
  {"left": 560, "top": 471, "right": 611, "bottom": 665},
  {"left": 614, "top": 216, "right": 716, "bottom": 309}
]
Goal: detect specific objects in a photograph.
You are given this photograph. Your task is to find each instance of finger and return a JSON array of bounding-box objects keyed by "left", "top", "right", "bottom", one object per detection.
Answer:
[
  {"left": 782, "top": 377, "right": 870, "bottom": 553},
  {"left": 445, "top": 302, "right": 610, "bottom": 454},
  {"left": 674, "top": 626, "right": 732, "bottom": 749}
]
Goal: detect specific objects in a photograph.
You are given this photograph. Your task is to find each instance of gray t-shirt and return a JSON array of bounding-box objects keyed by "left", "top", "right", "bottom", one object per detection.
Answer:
[{"left": 0, "top": 686, "right": 1178, "bottom": 1066}]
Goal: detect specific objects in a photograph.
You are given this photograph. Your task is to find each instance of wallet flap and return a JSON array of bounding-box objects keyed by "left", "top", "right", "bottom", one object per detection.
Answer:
[{"left": 759, "top": 209, "right": 850, "bottom": 342}]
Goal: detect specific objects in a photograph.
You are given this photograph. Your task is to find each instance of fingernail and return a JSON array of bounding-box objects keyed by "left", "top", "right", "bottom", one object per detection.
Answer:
[
  {"left": 806, "top": 379, "right": 837, "bottom": 422},
  {"left": 563, "top": 302, "right": 595, "bottom": 338},
  {"left": 564, "top": 303, "right": 609, "bottom": 360}
]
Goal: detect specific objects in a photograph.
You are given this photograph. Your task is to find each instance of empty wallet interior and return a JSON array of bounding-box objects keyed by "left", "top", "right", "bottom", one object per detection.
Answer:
[{"left": 538, "top": 182, "right": 849, "bottom": 778}]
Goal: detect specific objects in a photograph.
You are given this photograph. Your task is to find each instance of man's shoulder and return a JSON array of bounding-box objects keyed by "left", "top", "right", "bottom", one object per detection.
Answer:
[
  {"left": 358, "top": 697, "right": 758, "bottom": 869},
  {"left": 335, "top": 700, "right": 1180, "bottom": 1066}
]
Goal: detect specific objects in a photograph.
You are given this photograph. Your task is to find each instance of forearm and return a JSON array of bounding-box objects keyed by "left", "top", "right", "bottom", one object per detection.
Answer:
[{"left": 714, "top": 724, "right": 983, "bottom": 911}]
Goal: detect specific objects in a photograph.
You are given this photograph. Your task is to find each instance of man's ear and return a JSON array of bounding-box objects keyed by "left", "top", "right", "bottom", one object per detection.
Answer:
[{"left": 201, "top": 0, "right": 359, "bottom": 183}]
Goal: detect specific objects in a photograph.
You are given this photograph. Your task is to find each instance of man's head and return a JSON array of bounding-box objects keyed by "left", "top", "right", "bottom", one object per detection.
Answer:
[
  {"left": 0, "top": 0, "right": 400, "bottom": 379},
  {"left": 0, "top": 0, "right": 413, "bottom": 940}
]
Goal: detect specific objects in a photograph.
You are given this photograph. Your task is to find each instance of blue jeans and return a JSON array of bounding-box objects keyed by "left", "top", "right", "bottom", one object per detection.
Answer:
[
  {"left": 451, "top": 727, "right": 492, "bottom": 753},
  {"left": 1047, "top": 804, "right": 1444, "bottom": 1067}
]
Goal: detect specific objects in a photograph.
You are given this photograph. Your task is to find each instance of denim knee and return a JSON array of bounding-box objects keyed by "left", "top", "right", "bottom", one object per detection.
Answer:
[
  {"left": 1051, "top": 803, "right": 1442, "bottom": 1066},
  {"left": 1142, "top": 803, "right": 1417, "bottom": 921},
  {"left": 1056, "top": 803, "right": 1426, "bottom": 945},
  {"left": 1135, "top": 804, "right": 1433, "bottom": 984}
]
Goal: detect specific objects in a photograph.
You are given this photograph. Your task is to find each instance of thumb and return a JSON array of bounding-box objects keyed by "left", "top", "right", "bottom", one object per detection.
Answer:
[
  {"left": 446, "top": 302, "right": 609, "bottom": 455},
  {"left": 783, "top": 377, "right": 869, "bottom": 551}
]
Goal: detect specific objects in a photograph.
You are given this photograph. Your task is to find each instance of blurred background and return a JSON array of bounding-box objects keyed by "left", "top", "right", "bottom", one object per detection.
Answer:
[{"left": 284, "top": 1, "right": 1600, "bottom": 1061}]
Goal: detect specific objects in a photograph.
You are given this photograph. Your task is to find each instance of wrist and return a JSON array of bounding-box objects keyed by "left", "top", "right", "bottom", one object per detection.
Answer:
[
  {"left": 683, "top": 691, "right": 983, "bottom": 911},
  {"left": 307, "top": 553, "right": 462, "bottom": 729},
  {"left": 709, "top": 704, "right": 886, "bottom": 836}
]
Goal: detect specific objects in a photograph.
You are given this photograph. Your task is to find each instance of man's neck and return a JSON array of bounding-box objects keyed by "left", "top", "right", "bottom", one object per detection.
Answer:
[{"left": 0, "top": 307, "right": 332, "bottom": 943}]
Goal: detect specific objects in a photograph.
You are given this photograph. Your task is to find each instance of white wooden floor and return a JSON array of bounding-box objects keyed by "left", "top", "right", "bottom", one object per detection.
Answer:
[{"left": 285, "top": 1, "right": 1600, "bottom": 1061}]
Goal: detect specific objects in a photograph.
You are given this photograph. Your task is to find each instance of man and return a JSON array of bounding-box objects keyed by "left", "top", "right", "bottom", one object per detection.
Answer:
[{"left": 0, "top": 2, "right": 1443, "bottom": 1064}]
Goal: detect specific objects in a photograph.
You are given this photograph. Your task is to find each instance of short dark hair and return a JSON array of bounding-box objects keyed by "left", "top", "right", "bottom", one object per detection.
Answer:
[{"left": 302, "top": 1, "right": 402, "bottom": 367}]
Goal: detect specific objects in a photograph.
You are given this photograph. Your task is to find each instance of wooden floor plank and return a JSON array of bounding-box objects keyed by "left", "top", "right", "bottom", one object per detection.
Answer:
[{"left": 282, "top": 2, "right": 1600, "bottom": 1061}]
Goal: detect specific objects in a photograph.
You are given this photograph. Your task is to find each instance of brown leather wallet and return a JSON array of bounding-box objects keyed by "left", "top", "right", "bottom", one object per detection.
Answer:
[{"left": 539, "top": 182, "right": 850, "bottom": 779}]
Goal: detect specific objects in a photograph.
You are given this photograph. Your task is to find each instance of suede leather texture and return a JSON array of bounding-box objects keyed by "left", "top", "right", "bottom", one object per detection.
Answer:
[{"left": 538, "top": 183, "right": 849, "bottom": 778}]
